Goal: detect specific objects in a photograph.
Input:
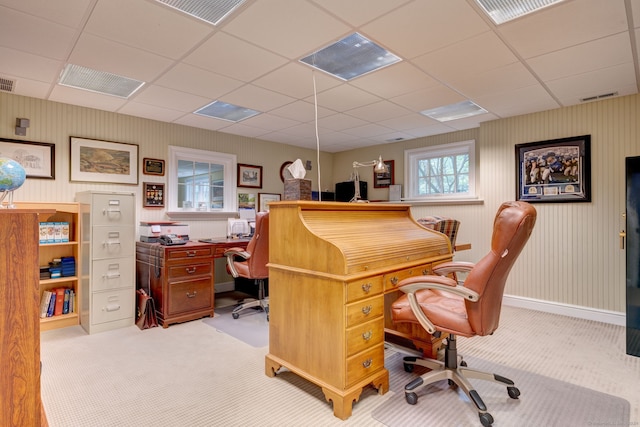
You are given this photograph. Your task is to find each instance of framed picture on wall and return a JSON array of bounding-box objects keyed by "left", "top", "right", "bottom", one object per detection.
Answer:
[
  {"left": 143, "top": 182, "right": 165, "bottom": 207},
  {"left": 374, "top": 160, "right": 394, "bottom": 188},
  {"left": 258, "top": 193, "right": 281, "bottom": 212},
  {"left": 237, "top": 163, "right": 263, "bottom": 188},
  {"left": 143, "top": 158, "right": 165, "bottom": 176},
  {"left": 70, "top": 137, "right": 138, "bottom": 185},
  {"left": 515, "top": 135, "right": 591, "bottom": 203},
  {"left": 0, "top": 137, "right": 55, "bottom": 179}
]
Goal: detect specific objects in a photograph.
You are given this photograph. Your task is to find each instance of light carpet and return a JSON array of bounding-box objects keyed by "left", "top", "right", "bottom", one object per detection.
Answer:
[
  {"left": 202, "top": 305, "right": 269, "bottom": 348},
  {"left": 373, "top": 352, "right": 630, "bottom": 427}
]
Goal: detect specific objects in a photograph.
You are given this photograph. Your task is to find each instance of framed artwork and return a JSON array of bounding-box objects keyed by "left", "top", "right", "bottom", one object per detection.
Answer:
[
  {"left": 238, "top": 192, "right": 256, "bottom": 209},
  {"left": 237, "top": 163, "right": 262, "bottom": 188},
  {"left": 70, "top": 137, "right": 138, "bottom": 185},
  {"left": 258, "top": 193, "right": 281, "bottom": 212},
  {"left": 143, "top": 158, "right": 165, "bottom": 176},
  {"left": 515, "top": 135, "right": 591, "bottom": 203},
  {"left": 374, "top": 160, "right": 394, "bottom": 188},
  {"left": 0, "top": 137, "right": 55, "bottom": 179},
  {"left": 143, "top": 182, "right": 165, "bottom": 207}
]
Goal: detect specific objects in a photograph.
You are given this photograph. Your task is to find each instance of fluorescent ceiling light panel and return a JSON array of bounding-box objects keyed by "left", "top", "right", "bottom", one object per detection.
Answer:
[
  {"left": 58, "top": 64, "right": 145, "bottom": 98},
  {"left": 300, "top": 33, "right": 402, "bottom": 81},
  {"left": 475, "top": 0, "right": 564, "bottom": 25},
  {"left": 194, "top": 101, "right": 260, "bottom": 122},
  {"left": 421, "top": 100, "right": 488, "bottom": 122},
  {"left": 155, "top": 0, "right": 246, "bottom": 25}
]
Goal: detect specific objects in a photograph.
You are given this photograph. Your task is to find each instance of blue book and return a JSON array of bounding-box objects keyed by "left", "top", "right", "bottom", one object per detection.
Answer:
[
  {"left": 47, "top": 293, "right": 56, "bottom": 317},
  {"left": 62, "top": 289, "right": 71, "bottom": 314}
]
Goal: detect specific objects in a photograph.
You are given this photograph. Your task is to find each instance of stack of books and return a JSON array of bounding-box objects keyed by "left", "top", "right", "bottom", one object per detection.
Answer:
[
  {"left": 61, "top": 256, "right": 76, "bottom": 277},
  {"left": 39, "top": 288, "right": 75, "bottom": 318}
]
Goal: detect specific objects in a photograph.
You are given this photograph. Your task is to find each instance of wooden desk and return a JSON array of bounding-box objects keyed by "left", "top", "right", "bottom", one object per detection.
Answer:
[{"left": 265, "top": 201, "right": 452, "bottom": 420}]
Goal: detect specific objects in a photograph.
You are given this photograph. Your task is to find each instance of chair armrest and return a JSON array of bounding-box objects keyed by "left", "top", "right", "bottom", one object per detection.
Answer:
[
  {"left": 224, "top": 248, "right": 251, "bottom": 278},
  {"left": 397, "top": 275, "right": 480, "bottom": 335},
  {"left": 432, "top": 261, "right": 475, "bottom": 276}
]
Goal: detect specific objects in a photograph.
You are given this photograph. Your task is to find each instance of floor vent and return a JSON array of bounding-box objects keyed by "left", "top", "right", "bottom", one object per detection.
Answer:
[
  {"left": 0, "top": 77, "right": 16, "bottom": 92},
  {"left": 580, "top": 91, "right": 618, "bottom": 102}
]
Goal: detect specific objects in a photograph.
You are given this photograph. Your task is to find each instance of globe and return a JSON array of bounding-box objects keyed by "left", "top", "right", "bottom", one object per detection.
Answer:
[{"left": 0, "top": 157, "right": 27, "bottom": 192}]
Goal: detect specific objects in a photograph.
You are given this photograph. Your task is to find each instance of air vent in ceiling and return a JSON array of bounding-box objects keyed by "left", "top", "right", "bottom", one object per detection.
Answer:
[
  {"left": 580, "top": 92, "right": 618, "bottom": 102},
  {"left": 0, "top": 77, "right": 16, "bottom": 92}
]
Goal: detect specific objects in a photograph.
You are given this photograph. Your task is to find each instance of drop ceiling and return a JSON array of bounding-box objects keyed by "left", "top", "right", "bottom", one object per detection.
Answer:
[{"left": 1, "top": 0, "right": 639, "bottom": 153}]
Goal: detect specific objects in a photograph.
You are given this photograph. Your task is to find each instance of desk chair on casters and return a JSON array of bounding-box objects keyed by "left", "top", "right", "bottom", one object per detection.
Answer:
[
  {"left": 224, "top": 211, "right": 270, "bottom": 320},
  {"left": 391, "top": 201, "right": 536, "bottom": 427}
]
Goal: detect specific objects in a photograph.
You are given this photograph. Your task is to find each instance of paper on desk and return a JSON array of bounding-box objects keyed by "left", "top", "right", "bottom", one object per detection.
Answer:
[{"left": 287, "top": 159, "right": 306, "bottom": 179}]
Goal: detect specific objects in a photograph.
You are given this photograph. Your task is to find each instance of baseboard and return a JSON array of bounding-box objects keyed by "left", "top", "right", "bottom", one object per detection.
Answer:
[
  {"left": 215, "top": 281, "right": 235, "bottom": 293},
  {"left": 503, "top": 294, "right": 625, "bottom": 326}
]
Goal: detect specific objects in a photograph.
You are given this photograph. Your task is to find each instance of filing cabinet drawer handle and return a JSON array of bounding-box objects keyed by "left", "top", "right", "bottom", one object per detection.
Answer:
[
  {"left": 102, "top": 208, "right": 121, "bottom": 216},
  {"left": 103, "top": 272, "right": 121, "bottom": 279},
  {"left": 362, "top": 330, "right": 373, "bottom": 341},
  {"left": 390, "top": 276, "right": 398, "bottom": 285},
  {"left": 104, "top": 304, "right": 120, "bottom": 312},
  {"left": 186, "top": 251, "right": 197, "bottom": 257},
  {"left": 103, "top": 241, "right": 121, "bottom": 247},
  {"left": 186, "top": 291, "right": 197, "bottom": 298},
  {"left": 362, "top": 358, "right": 372, "bottom": 369},
  {"left": 361, "top": 305, "right": 372, "bottom": 315},
  {"left": 361, "top": 283, "right": 372, "bottom": 293},
  {"left": 185, "top": 267, "right": 196, "bottom": 274}
]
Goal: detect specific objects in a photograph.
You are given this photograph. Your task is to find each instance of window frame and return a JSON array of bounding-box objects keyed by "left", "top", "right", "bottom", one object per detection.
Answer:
[
  {"left": 404, "top": 140, "right": 477, "bottom": 201},
  {"left": 167, "top": 146, "right": 237, "bottom": 216}
]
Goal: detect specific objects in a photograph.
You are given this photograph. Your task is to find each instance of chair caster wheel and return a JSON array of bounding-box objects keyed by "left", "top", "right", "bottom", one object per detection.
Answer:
[
  {"left": 232, "top": 312, "right": 240, "bottom": 319},
  {"left": 403, "top": 362, "right": 414, "bottom": 373},
  {"left": 507, "top": 386, "right": 520, "bottom": 399},
  {"left": 405, "top": 392, "right": 418, "bottom": 405},
  {"left": 479, "top": 412, "right": 494, "bottom": 426}
]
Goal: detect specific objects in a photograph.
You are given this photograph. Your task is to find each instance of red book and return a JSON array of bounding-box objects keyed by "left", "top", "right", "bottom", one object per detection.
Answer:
[{"left": 54, "top": 288, "right": 65, "bottom": 316}]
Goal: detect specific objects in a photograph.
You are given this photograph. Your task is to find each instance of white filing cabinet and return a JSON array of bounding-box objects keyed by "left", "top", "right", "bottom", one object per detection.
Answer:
[{"left": 76, "top": 191, "right": 136, "bottom": 334}]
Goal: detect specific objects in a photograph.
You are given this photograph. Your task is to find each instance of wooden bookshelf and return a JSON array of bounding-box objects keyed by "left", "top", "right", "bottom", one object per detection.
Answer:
[{"left": 15, "top": 202, "right": 81, "bottom": 331}]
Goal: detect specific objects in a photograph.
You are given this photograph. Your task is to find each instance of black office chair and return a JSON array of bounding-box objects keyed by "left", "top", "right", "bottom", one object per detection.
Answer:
[{"left": 224, "top": 212, "right": 269, "bottom": 320}]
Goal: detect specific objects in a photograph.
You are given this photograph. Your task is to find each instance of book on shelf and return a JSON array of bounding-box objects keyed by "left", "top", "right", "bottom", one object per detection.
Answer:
[
  {"left": 47, "top": 292, "right": 56, "bottom": 317},
  {"left": 62, "top": 288, "right": 71, "bottom": 314},
  {"left": 39, "top": 291, "right": 52, "bottom": 319},
  {"left": 53, "top": 288, "right": 65, "bottom": 316}
]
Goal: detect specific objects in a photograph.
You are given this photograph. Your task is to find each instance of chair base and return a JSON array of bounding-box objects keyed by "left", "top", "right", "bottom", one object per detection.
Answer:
[
  {"left": 231, "top": 278, "right": 269, "bottom": 320},
  {"left": 401, "top": 335, "right": 520, "bottom": 427}
]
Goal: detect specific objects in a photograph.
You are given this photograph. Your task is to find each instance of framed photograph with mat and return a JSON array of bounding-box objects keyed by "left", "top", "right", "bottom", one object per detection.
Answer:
[
  {"left": 70, "top": 137, "right": 138, "bottom": 185},
  {"left": 237, "top": 163, "right": 262, "bottom": 188},
  {"left": 0, "top": 137, "right": 55, "bottom": 179},
  {"left": 515, "top": 135, "right": 591, "bottom": 203}
]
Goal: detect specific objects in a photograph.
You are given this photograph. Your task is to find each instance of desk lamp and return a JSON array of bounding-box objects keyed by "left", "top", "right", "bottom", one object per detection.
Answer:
[{"left": 351, "top": 156, "right": 388, "bottom": 202}]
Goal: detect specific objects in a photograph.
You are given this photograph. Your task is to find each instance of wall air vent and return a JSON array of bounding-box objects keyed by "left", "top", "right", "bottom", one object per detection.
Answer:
[
  {"left": 580, "top": 92, "right": 618, "bottom": 102},
  {"left": 0, "top": 77, "right": 16, "bottom": 92}
]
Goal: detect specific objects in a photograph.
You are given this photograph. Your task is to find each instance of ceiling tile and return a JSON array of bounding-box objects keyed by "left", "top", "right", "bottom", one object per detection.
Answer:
[
  {"left": 474, "top": 84, "right": 560, "bottom": 118},
  {"left": 350, "top": 62, "right": 440, "bottom": 99},
  {"left": 0, "top": 0, "right": 93, "bottom": 27},
  {"left": 222, "top": 0, "right": 350, "bottom": 59},
  {"left": 0, "top": 46, "right": 62, "bottom": 82},
  {"left": 346, "top": 100, "right": 411, "bottom": 122},
  {"left": 220, "top": 84, "right": 295, "bottom": 112},
  {"left": 391, "top": 84, "right": 466, "bottom": 111},
  {"left": 317, "top": 113, "right": 368, "bottom": 132},
  {"left": 118, "top": 102, "right": 186, "bottom": 122},
  {"left": 184, "top": 32, "right": 288, "bottom": 82},
  {"left": 309, "top": 0, "right": 410, "bottom": 27},
  {"left": 253, "top": 62, "right": 341, "bottom": 99},
  {"left": 311, "top": 84, "right": 381, "bottom": 112},
  {"left": 154, "top": 63, "right": 244, "bottom": 99},
  {"left": 453, "top": 62, "right": 539, "bottom": 99},
  {"left": 49, "top": 84, "right": 127, "bottom": 111},
  {"left": 270, "top": 100, "right": 334, "bottom": 122},
  {"left": 133, "top": 85, "right": 211, "bottom": 112}
]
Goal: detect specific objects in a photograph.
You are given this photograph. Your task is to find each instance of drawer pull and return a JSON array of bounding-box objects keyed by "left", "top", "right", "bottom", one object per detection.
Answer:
[
  {"left": 103, "top": 272, "right": 120, "bottom": 279},
  {"left": 103, "top": 240, "right": 121, "bottom": 247},
  {"left": 104, "top": 304, "right": 120, "bottom": 312},
  {"left": 362, "top": 358, "right": 372, "bottom": 369},
  {"left": 102, "top": 208, "right": 121, "bottom": 216},
  {"left": 186, "top": 251, "right": 197, "bottom": 257},
  {"left": 185, "top": 267, "right": 197, "bottom": 274},
  {"left": 362, "top": 330, "right": 372, "bottom": 341},
  {"left": 361, "top": 283, "right": 372, "bottom": 293},
  {"left": 422, "top": 268, "right": 430, "bottom": 275},
  {"left": 186, "top": 291, "right": 197, "bottom": 298},
  {"left": 361, "top": 305, "right": 372, "bottom": 315},
  {"left": 390, "top": 276, "right": 398, "bottom": 285}
]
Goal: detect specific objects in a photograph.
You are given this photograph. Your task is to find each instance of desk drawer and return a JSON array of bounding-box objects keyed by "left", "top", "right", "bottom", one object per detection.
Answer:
[
  {"left": 167, "top": 277, "right": 213, "bottom": 315},
  {"left": 346, "top": 345, "right": 385, "bottom": 387},
  {"left": 167, "top": 246, "right": 213, "bottom": 259},
  {"left": 384, "top": 264, "right": 432, "bottom": 291},
  {"left": 346, "top": 318, "right": 384, "bottom": 357},
  {"left": 346, "top": 276, "right": 383, "bottom": 303},
  {"left": 346, "top": 295, "right": 383, "bottom": 328},
  {"left": 168, "top": 262, "right": 212, "bottom": 279}
]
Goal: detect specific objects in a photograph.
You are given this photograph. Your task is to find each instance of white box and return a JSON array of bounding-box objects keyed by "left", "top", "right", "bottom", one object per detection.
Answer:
[{"left": 139, "top": 223, "right": 190, "bottom": 238}]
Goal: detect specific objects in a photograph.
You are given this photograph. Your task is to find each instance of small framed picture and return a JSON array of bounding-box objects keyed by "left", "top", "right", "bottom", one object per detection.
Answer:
[
  {"left": 143, "top": 182, "right": 165, "bottom": 207},
  {"left": 237, "top": 163, "right": 263, "bottom": 188},
  {"left": 374, "top": 160, "right": 394, "bottom": 188},
  {"left": 143, "top": 158, "right": 165, "bottom": 176},
  {"left": 258, "top": 193, "right": 281, "bottom": 212}
]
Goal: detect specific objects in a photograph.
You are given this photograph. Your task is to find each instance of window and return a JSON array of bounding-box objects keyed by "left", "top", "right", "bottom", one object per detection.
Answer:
[
  {"left": 404, "top": 140, "right": 476, "bottom": 201},
  {"left": 168, "top": 146, "right": 236, "bottom": 213}
]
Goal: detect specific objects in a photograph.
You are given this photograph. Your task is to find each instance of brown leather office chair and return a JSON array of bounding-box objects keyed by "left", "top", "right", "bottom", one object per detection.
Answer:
[
  {"left": 224, "top": 211, "right": 270, "bottom": 320},
  {"left": 391, "top": 201, "right": 536, "bottom": 427}
]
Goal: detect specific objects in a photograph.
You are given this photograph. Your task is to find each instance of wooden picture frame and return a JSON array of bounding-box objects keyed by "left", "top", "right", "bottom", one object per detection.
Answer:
[
  {"left": 0, "top": 137, "right": 55, "bottom": 179},
  {"left": 258, "top": 193, "right": 281, "bottom": 212},
  {"left": 143, "top": 158, "right": 165, "bottom": 176},
  {"left": 237, "top": 163, "right": 263, "bottom": 188},
  {"left": 143, "top": 182, "right": 165, "bottom": 207},
  {"left": 374, "top": 160, "right": 394, "bottom": 188},
  {"left": 70, "top": 137, "right": 138, "bottom": 185},
  {"left": 515, "top": 135, "right": 591, "bottom": 203}
]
